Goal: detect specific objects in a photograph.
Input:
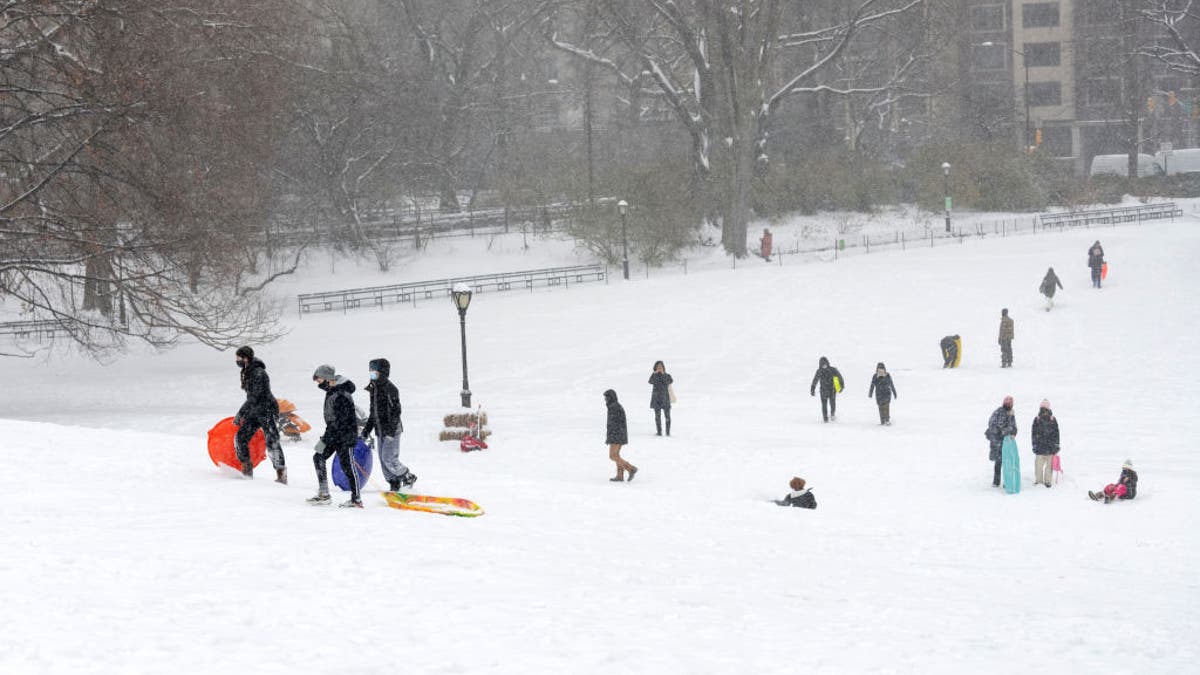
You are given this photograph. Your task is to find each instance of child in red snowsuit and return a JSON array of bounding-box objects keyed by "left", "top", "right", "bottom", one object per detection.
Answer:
[{"left": 1089, "top": 460, "right": 1138, "bottom": 503}]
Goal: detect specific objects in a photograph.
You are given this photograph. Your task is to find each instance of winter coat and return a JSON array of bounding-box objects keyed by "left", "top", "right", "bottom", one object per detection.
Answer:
[
  {"left": 237, "top": 358, "right": 279, "bottom": 422},
  {"left": 810, "top": 359, "right": 844, "bottom": 397},
  {"left": 1115, "top": 468, "right": 1138, "bottom": 499},
  {"left": 320, "top": 376, "right": 359, "bottom": 449},
  {"left": 1040, "top": 270, "right": 1063, "bottom": 298},
  {"left": 760, "top": 231, "right": 773, "bottom": 258},
  {"left": 1088, "top": 243, "right": 1105, "bottom": 271},
  {"left": 649, "top": 372, "right": 674, "bottom": 410},
  {"left": 776, "top": 488, "right": 817, "bottom": 509},
  {"left": 986, "top": 406, "right": 1018, "bottom": 461},
  {"left": 868, "top": 372, "right": 897, "bottom": 405},
  {"left": 361, "top": 358, "right": 402, "bottom": 438},
  {"left": 604, "top": 389, "right": 628, "bottom": 445},
  {"left": 999, "top": 316, "right": 1014, "bottom": 342},
  {"left": 1030, "top": 409, "right": 1060, "bottom": 456}
]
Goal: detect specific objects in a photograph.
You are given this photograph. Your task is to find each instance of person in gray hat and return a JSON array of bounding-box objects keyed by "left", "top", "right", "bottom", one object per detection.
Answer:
[{"left": 307, "top": 364, "right": 363, "bottom": 508}]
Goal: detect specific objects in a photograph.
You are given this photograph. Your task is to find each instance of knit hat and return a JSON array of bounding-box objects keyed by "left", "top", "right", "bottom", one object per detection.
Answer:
[
  {"left": 1123, "top": 459, "right": 1134, "bottom": 470},
  {"left": 312, "top": 364, "right": 336, "bottom": 381},
  {"left": 789, "top": 477, "right": 805, "bottom": 491},
  {"left": 1040, "top": 399, "right": 1051, "bottom": 410},
  {"left": 876, "top": 362, "right": 886, "bottom": 370},
  {"left": 235, "top": 345, "right": 254, "bottom": 359}
]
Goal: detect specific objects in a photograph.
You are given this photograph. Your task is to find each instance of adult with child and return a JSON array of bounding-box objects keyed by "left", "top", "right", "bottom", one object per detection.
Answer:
[
  {"left": 985, "top": 396, "right": 1018, "bottom": 488},
  {"left": 360, "top": 358, "right": 417, "bottom": 492},
  {"left": 1030, "top": 400, "right": 1060, "bottom": 488},
  {"left": 232, "top": 346, "right": 287, "bottom": 483},
  {"left": 998, "top": 309, "right": 1014, "bottom": 368},
  {"left": 810, "top": 356, "right": 844, "bottom": 422},
  {"left": 867, "top": 362, "right": 897, "bottom": 425},
  {"left": 648, "top": 360, "right": 674, "bottom": 437},
  {"left": 308, "top": 364, "right": 363, "bottom": 508},
  {"left": 1088, "top": 240, "right": 1105, "bottom": 288},
  {"left": 604, "top": 389, "right": 637, "bottom": 482},
  {"left": 1039, "top": 267, "right": 1063, "bottom": 311},
  {"left": 1089, "top": 460, "right": 1137, "bottom": 503}
]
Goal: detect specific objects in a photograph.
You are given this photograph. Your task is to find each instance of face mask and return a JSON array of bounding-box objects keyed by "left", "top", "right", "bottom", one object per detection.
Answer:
[
  {"left": 370, "top": 371, "right": 379, "bottom": 381},
  {"left": 236, "top": 358, "right": 247, "bottom": 369},
  {"left": 316, "top": 380, "right": 329, "bottom": 391}
]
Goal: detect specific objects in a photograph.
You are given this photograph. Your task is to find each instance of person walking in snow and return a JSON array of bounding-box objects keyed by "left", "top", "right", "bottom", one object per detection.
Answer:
[
  {"left": 775, "top": 476, "right": 817, "bottom": 509},
  {"left": 648, "top": 360, "right": 674, "bottom": 437},
  {"left": 940, "top": 335, "right": 961, "bottom": 368},
  {"left": 1088, "top": 240, "right": 1105, "bottom": 288},
  {"left": 760, "top": 228, "right": 773, "bottom": 262},
  {"left": 985, "top": 396, "right": 1018, "bottom": 487},
  {"left": 998, "top": 309, "right": 1014, "bottom": 368},
  {"left": 308, "top": 364, "right": 363, "bottom": 508},
  {"left": 1089, "top": 460, "right": 1138, "bottom": 503},
  {"left": 810, "top": 356, "right": 844, "bottom": 422},
  {"left": 1040, "top": 267, "right": 1064, "bottom": 311},
  {"left": 360, "top": 358, "right": 416, "bottom": 492},
  {"left": 1031, "top": 399, "right": 1060, "bottom": 488},
  {"left": 604, "top": 389, "right": 637, "bottom": 482},
  {"left": 867, "top": 362, "right": 898, "bottom": 425},
  {"left": 233, "top": 346, "right": 286, "bottom": 483}
]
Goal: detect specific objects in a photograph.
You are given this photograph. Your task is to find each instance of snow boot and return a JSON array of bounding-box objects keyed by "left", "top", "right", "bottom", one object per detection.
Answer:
[
  {"left": 627, "top": 466, "right": 638, "bottom": 482},
  {"left": 387, "top": 479, "right": 400, "bottom": 492},
  {"left": 609, "top": 476, "right": 624, "bottom": 482},
  {"left": 1103, "top": 494, "right": 1114, "bottom": 504},
  {"left": 275, "top": 468, "right": 288, "bottom": 485},
  {"left": 241, "top": 463, "right": 254, "bottom": 479},
  {"left": 400, "top": 471, "right": 417, "bottom": 488},
  {"left": 339, "top": 498, "right": 364, "bottom": 509},
  {"left": 307, "top": 493, "right": 331, "bottom": 505}
]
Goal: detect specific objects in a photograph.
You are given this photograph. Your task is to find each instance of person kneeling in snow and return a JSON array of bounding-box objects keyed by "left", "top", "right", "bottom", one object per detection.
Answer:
[
  {"left": 1089, "top": 460, "right": 1138, "bottom": 503},
  {"left": 775, "top": 477, "right": 817, "bottom": 509}
]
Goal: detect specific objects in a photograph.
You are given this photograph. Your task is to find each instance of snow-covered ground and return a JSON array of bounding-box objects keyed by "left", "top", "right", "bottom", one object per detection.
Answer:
[{"left": 1, "top": 215, "right": 1197, "bottom": 673}]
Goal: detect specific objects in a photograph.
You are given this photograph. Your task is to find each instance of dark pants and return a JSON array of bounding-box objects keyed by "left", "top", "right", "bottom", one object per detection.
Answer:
[
  {"left": 235, "top": 415, "right": 284, "bottom": 471},
  {"left": 820, "top": 393, "right": 837, "bottom": 421},
  {"left": 314, "top": 442, "right": 359, "bottom": 501},
  {"left": 1000, "top": 340, "right": 1012, "bottom": 367},
  {"left": 993, "top": 459, "right": 1002, "bottom": 486},
  {"left": 877, "top": 403, "right": 890, "bottom": 424},
  {"left": 1091, "top": 267, "right": 1102, "bottom": 288},
  {"left": 943, "top": 346, "right": 957, "bottom": 368},
  {"left": 654, "top": 407, "right": 672, "bottom": 435}
]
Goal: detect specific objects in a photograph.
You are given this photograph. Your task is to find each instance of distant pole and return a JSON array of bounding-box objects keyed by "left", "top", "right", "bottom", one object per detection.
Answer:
[
  {"left": 942, "top": 162, "right": 952, "bottom": 233},
  {"left": 618, "top": 200, "right": 629, "bottom": 280}
]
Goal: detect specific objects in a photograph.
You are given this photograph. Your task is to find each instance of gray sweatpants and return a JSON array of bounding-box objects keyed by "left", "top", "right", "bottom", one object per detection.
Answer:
[{"left": 376, "top": 434, "right": 409, "bottom": 483}]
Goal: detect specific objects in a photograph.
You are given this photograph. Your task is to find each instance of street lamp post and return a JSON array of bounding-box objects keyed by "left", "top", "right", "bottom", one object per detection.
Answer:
[
  {"left": 981, "top": 42, "right": 1031, "bottom": 150},
  {"left": 451, "top": 284, "right": 473, "bottom": 408},
  {"left": 942, "top": 162, "right": 952, "bottom": 234},
  {"left": 617, "top": 199, "right": 629, "bottom": 280}
]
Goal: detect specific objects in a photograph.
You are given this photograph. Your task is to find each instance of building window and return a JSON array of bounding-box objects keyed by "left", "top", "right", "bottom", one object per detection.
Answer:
[
  {"left": 972, "top": 43, "right": 1008, "bottom": 71},
  {"left": 1083, "top": 77, "right": 1121, "bottom": 107},
  {"left": 1040, "top": 126, "right": 1073, "bottom": 157},
  {"left": 969, "top": 5, "right": 1006, "bottom": 31},
  {"left": 1024, "top": 42, "right": 1061, "bottom": 67},
  {"left": 1022, "top": 3, "right": 1060, "bottom": 28},
  {"left": 1028, "top": 81, "right": 1062, "bottom": 107}
]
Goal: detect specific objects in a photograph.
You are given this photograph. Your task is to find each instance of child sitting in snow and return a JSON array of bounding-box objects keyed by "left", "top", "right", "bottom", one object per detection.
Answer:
[
  {"left": 1089, "top": 460, "right": 1138, "bottom": 503},
  {"left": 775, "top": 477, "right": 817, "bottom": 509}
]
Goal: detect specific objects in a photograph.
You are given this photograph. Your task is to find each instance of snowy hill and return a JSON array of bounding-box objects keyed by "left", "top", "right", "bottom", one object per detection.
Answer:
[{"left": 1, "top": 217, "right": 1198, "bottom": 673}]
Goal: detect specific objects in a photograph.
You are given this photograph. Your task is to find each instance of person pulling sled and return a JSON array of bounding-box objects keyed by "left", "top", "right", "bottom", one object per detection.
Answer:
[
  {"left": 308, "top": 364, "right": 363, "bottom": 508},
  {"left": 233, "top": 346, "right": 287, "bottom": 484}
]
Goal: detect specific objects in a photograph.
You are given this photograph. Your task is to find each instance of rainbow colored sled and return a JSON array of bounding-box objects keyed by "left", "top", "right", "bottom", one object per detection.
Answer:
[{"left": 382, "top": 492, "right": 485, "bottom": 518}]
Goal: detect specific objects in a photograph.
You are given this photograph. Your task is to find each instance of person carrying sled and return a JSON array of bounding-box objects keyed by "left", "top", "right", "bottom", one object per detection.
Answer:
[
  {"left": 1088, "top": 240, "right": 1105, "bottom": 288},
  {"left": 998, "top": 308, "right": 1014, "bottom": 368},
  {"left": 233, "top": 346, "right": 286, "bottom": 483},
  {"left": 308, "top": 364, "right": 363, "bottom": 508},
  {"left": 1040, "top": 267, "right": 1064, "bottom": 311},
  {"left": 1090, "top": 460, "right": 1138, "bottom": 503},
  {"left": 648, "top": 360, "right": 674, "bottom": 437},
  {"left": 760, "top": 228, "right": 773, "bottom": 262},
  {"left": 810, "top": 356, "right": 844, "bottom": 422},
  {"left": 985, "top": 396, "right": 1018, "bottom": 488},
  {"left": 775, "top": 477, "right": 817, "bottom": 509},
  {"left": 940, "top": 335, "right": 961, "bottom": 368},
  {"left": 1031, "top": 399, "right": 1060, "bottom": 488},
  {"left": 604, "top": 389, "right": 638, "bottom": 482},
  {"left": 361, "top": 358, "right": 416, "bottom": 492},
  {"left": 867, "top": 362, "right": 898, "bottom": 425}
]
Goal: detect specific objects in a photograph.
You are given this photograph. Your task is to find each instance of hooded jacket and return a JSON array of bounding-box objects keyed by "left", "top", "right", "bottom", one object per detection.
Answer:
[
  {"left": 1040, "top": 269, "right": 1063, "bottom": 297},
  {"left": 237, "top": 358, "right": 279, "bottom": 421},
  {"left": 648, "top": 366, "right": 674, "bottom": 409},
  {"left": 362, "top": 358, "right": 402, "bottom": 438},
  {"left": 1116, "top": 467, "right": 1138, "bottom": 499},
  {"left": 1030, "top": 408, "right": 1060, "bottom": 455},
  {"left": 810, "top": 357, "right": 844, "bottom": 397},
  {"left": 1088, "top": 242, "right": 1105, "bottom": 271},
  {"left": 320, "top": 376, "right": 359, "bottom": 448},
  {"left": 868, "top": 363, "right": 897, "bottom": 404},
  {"left": 986, "top": 405, "right": 1018, "bottom": 460},
  {"left": 604, "top": 389, "right": 628, "bottom": 445}
]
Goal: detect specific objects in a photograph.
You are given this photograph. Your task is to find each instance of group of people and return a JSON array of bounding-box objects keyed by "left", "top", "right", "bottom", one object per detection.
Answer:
[
  {"left": 231, "top": 346, "right": 417, "bottom": 509},
  {"left": 602, "top": 361, "right": 676, "bottom": 482}
]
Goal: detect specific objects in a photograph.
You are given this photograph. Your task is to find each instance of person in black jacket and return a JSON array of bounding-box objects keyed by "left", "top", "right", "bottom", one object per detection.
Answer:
[
  {"left": 604, "top": 389, "right": 637, "bottom": 482},
  {"left": 809, "top": 356, "right": 844, "bottom": 422},
  {"left": 361, "top": 358, "right": 416, "bottom": 492},
  {"left": 233, "top": 346, "right": 286, "bottom": 483},
  {"left": 1040, "top": 267, "right": 1064, "bottom": 311},
  {"left": 867, "top": 362, "right": 898, "bottom": 425},
  {"left": 985, "top": 396, "right": 1018, "bottom": 487},
  {"left": 1031, "top": 399, "right": 1060, "bottom": 487},
  {"left": 775, "top": 476, "right": 817, "bottom": 509},
  {"left": 648, "top": 360, "right": 674, "bottom": 436},
  {"left": 1088, "top": 241, "right": 1105, "bottom": 288},
  {"left": 940, "top": 335, "right": 960, "bottom": 368},
  {"left": 308, "top": 364, "right": 362, "bottom": 507},
  {"left": 1090, "top": 460, "right": 1138, "bottom": 503}
]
